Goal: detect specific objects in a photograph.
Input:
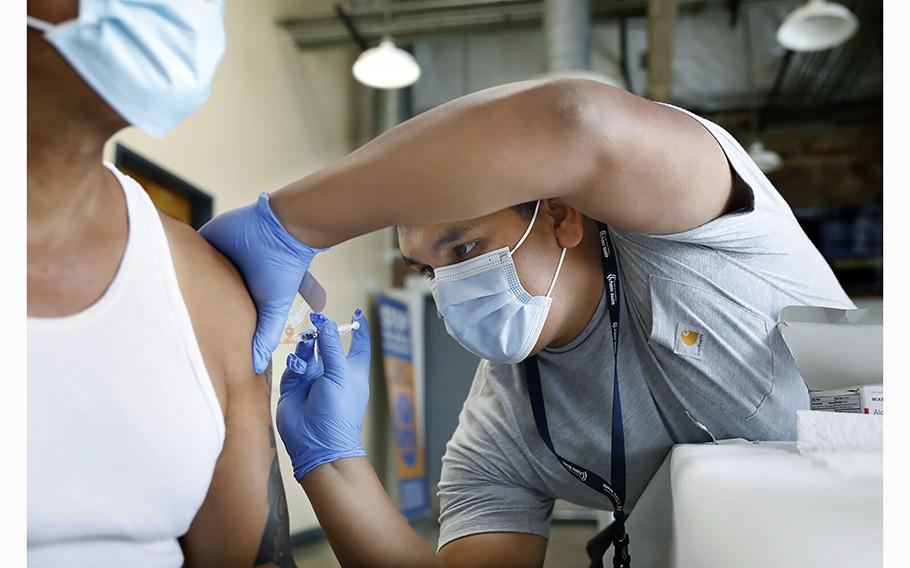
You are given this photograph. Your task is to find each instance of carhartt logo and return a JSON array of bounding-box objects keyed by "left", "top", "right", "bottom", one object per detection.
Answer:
[
  {"left": 680, "top": 330, "right": 699, "bottom": 346},
  {"left": 674, "top": 323, "right": 705, "bottom": 359}
]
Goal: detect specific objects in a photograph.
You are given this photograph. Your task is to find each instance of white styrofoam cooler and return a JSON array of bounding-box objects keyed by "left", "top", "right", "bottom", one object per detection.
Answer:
[{"left": 670, "top": 440, "right": 882, "bottom": 568}]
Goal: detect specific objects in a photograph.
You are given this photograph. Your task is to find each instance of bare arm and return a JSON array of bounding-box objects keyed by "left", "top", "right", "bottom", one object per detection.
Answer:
[
  {"left": 301, "top": 457, "right": 546, "bottom": 568},
  {"left": 181, "top": 364, "right": 296, "bottom": 568},
  {"left": 270, "top": 79, "right": 733, "bottom": 248},
  {"left": 164, "top": 217, "right": 297, "bottom": 567}
]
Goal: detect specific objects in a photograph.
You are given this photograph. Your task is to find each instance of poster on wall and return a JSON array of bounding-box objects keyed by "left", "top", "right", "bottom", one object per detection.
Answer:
[
  {"left": 377, "top": 294, "right": 428, "bottom": 519},
  {"left": 114, "top": 145, "right": 213, "bottom": 229}
]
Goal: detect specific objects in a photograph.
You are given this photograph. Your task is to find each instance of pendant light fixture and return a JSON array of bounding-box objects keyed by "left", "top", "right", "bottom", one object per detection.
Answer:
[
  {"left": 352, "top": 1, "right": 420, "bottom": 90},
  {"left": 353, "top": 37, "right": 420, "bottom": 89},
  {"left": 747, "top": 141, "right": 783, "bottom": 173},
  {"left": 777, "top": 0, "right": 859, "bottom": 52}
]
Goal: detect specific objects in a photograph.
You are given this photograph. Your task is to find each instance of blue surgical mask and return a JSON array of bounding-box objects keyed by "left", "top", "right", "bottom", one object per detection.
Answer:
[
  {"left": 27, "top": 0, "right": 226, "bottom": 138},
  {"left": 430, "top": 201, "right": 568, "bottom": 364}
]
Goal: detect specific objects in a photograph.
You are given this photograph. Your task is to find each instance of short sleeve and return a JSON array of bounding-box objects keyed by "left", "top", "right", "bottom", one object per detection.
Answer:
[
  {"left": 436, "top": 373, "right": 555, "bottom": 551},
  {"left": 628, "top": 104, "right": 804, "bottom": 255}
]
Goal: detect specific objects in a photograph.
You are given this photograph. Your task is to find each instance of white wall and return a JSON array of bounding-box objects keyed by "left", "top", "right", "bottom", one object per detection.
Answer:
[{"left": 105, "top": 0, "right": 390, "bottom": 534}]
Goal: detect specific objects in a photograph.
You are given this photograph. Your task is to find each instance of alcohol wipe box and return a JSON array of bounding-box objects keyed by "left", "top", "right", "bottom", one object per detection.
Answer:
[{"left": 777, "top": 306, "right": 883, "bottom": 414}]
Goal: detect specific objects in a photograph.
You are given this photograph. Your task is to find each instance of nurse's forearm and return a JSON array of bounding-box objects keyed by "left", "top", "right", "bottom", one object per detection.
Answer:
[
  {"left": 270, "top": 79, "right": 606, "bottom": 248},
  {"left": 300, "top": 457, "right": 442, "bottom": 568}
]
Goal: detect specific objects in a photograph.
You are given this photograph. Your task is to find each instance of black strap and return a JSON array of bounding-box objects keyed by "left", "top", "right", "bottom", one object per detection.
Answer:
[{"left": 523, "top": 223, "right": 630, "bottom": 568}]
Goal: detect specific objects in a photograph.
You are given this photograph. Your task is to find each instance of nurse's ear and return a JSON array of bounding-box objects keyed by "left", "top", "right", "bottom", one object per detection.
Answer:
[{"left": 543, "top": 198, "right": 585, "bottom": 249}]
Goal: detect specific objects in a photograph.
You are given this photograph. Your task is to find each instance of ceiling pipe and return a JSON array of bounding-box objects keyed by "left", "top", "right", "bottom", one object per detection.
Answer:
[
  {"left": 540, "top": 0, "right": 625, "bottom": 88},
  {"left": 544, "top": 0, "right": 591, "bottom": 72}
]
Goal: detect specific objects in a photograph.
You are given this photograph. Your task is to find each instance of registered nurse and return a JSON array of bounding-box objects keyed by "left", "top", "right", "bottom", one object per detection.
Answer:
[{"left": 204, "top": 70, "right": 855, "bottom": 565}]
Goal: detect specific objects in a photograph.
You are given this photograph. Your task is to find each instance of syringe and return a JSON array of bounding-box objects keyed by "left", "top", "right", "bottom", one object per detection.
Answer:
[{"left": 293, "top": 320, "right": 361, "bottom": 342}]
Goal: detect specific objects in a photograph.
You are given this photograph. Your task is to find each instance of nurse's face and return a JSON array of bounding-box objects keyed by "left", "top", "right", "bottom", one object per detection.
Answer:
[{"left": 397, "top": 199, "right": 587, "bottom": 355}]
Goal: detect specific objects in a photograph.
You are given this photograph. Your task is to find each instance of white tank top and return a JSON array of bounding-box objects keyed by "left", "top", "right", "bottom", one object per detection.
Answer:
[{"left": 27, "top": 163, "right": 226, "bottom": 567}]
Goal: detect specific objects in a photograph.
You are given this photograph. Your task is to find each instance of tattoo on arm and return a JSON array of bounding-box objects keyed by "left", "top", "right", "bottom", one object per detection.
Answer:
[
  {"left": 254, "top": 362, "right": 297, "bottom": 568},
  {"left": 253, "top": 455, "right": 296, "bottom": 567}
]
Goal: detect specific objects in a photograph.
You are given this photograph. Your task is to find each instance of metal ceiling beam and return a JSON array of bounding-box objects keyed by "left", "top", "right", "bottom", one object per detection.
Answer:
[
  {"left": 334, "top": 4, "right": 369, "bottom": 51},
  {"left": 280, "top": 0, "right": 636, "bottom": 49},
  {"left": 760, "top": 48, "right": 792, "bottom": 130},
  {"left": 279, "top": 0, "right": 785, "bottom": 50}
]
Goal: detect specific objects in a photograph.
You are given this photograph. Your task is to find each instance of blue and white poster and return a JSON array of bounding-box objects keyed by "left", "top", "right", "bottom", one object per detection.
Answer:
[{"left": 378, "top": 295, "right": 428, "bottom": 518}]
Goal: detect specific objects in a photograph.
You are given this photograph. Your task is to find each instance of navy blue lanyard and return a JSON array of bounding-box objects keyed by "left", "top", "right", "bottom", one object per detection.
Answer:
[{"left": 523, "top": 223, "right": 629, "bottom": 567}]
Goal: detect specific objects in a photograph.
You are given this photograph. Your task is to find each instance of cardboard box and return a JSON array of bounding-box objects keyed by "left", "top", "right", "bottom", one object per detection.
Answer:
[
  {"left": 862, "top": 384, "right": 884, "bottom": 415},
  {"left": 777, "top": 306, "right": 883, "bottom": 414},
  {"left": 810, "top": 384, "right": 883, "bottom": 415}
]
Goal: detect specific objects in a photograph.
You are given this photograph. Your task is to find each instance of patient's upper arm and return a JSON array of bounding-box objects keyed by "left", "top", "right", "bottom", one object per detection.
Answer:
[
  {"left": 163, "top": 216, "right": 295, "bottom": 567},
  {"left": 180, "top": 363, "right": 294, "bottom": 567}
]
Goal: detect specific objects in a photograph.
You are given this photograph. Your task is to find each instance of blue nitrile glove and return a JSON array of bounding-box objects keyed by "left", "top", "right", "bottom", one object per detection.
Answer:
[
  {"left": 199, "top": 193, "right": 328, "bottom": 374},
  {"left": 276, "top": 310, "right": 371, "bottom": 480}
]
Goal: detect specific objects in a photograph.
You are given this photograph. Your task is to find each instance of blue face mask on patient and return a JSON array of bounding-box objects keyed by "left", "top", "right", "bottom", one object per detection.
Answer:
[
  {"left": 27, "top": 0, "right": 226, "bottom": 138},
  {"left": 430, "top": 201, "right": 568, "bottom": 364}
]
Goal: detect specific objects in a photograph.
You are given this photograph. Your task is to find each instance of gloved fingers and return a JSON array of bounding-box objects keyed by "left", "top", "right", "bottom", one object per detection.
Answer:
[
  {"left": 288, "top": 338, "right": 319, "bottom": 397},
  {"left": 252, "top": 333, "right": 273, "bottom": 375},
  {"left": 280, "top": 350, "right": 323, "bottom": 396},
  {"left": 285, "top": 351, "right": 308, "bottom": 375},
  {"left": 294, "top": 335, "right": 317, "bottom": 363},
  {"left": 347, "top": 308, "right": 371, "bottom": 376},
  {"left": 311, "top": 313, "right": 346, "bottom": 386},
  {"left": 282, "top": 338, "right": 319, "bottom": 379},
  {"left": 253, "top": 305, "right": 291, "bottom": 374},
  {"left": 198, "top": 204, "right": 247, "bottom": 246}
]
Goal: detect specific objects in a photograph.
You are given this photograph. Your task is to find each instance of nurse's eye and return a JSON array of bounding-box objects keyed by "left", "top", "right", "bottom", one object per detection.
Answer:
[
  {"left": 453, "top": 241, "right": 477, "bottom": 258},
  {"left": 421, "top": 266, "right": 435, "bottom": 280}
]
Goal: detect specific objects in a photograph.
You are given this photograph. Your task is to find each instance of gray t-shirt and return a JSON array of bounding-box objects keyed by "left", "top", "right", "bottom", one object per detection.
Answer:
[{"left": 436, "top": 106, "right": 854, "bottom": 550}]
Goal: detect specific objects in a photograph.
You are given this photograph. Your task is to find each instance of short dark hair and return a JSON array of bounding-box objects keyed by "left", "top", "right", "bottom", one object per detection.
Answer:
[
  {"left": 511, "top": 201, "right": 537, "bottom": 220},
  {"left": 396, "top": 201, "right": 536, "bottom": 233}
]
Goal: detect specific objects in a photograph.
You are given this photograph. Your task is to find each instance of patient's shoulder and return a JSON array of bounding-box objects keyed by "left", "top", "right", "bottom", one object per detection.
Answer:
[{"left": 159, "top": 212, "right": 259, "bottom": 408}]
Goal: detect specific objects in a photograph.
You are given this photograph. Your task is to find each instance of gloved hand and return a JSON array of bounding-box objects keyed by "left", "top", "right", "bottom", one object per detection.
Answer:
[
  {"left": 276, "top": 310, "right": 371, "bottom": 480},
  {"left": 199, "top": 193, "right": 327, "bottom": 374}
]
